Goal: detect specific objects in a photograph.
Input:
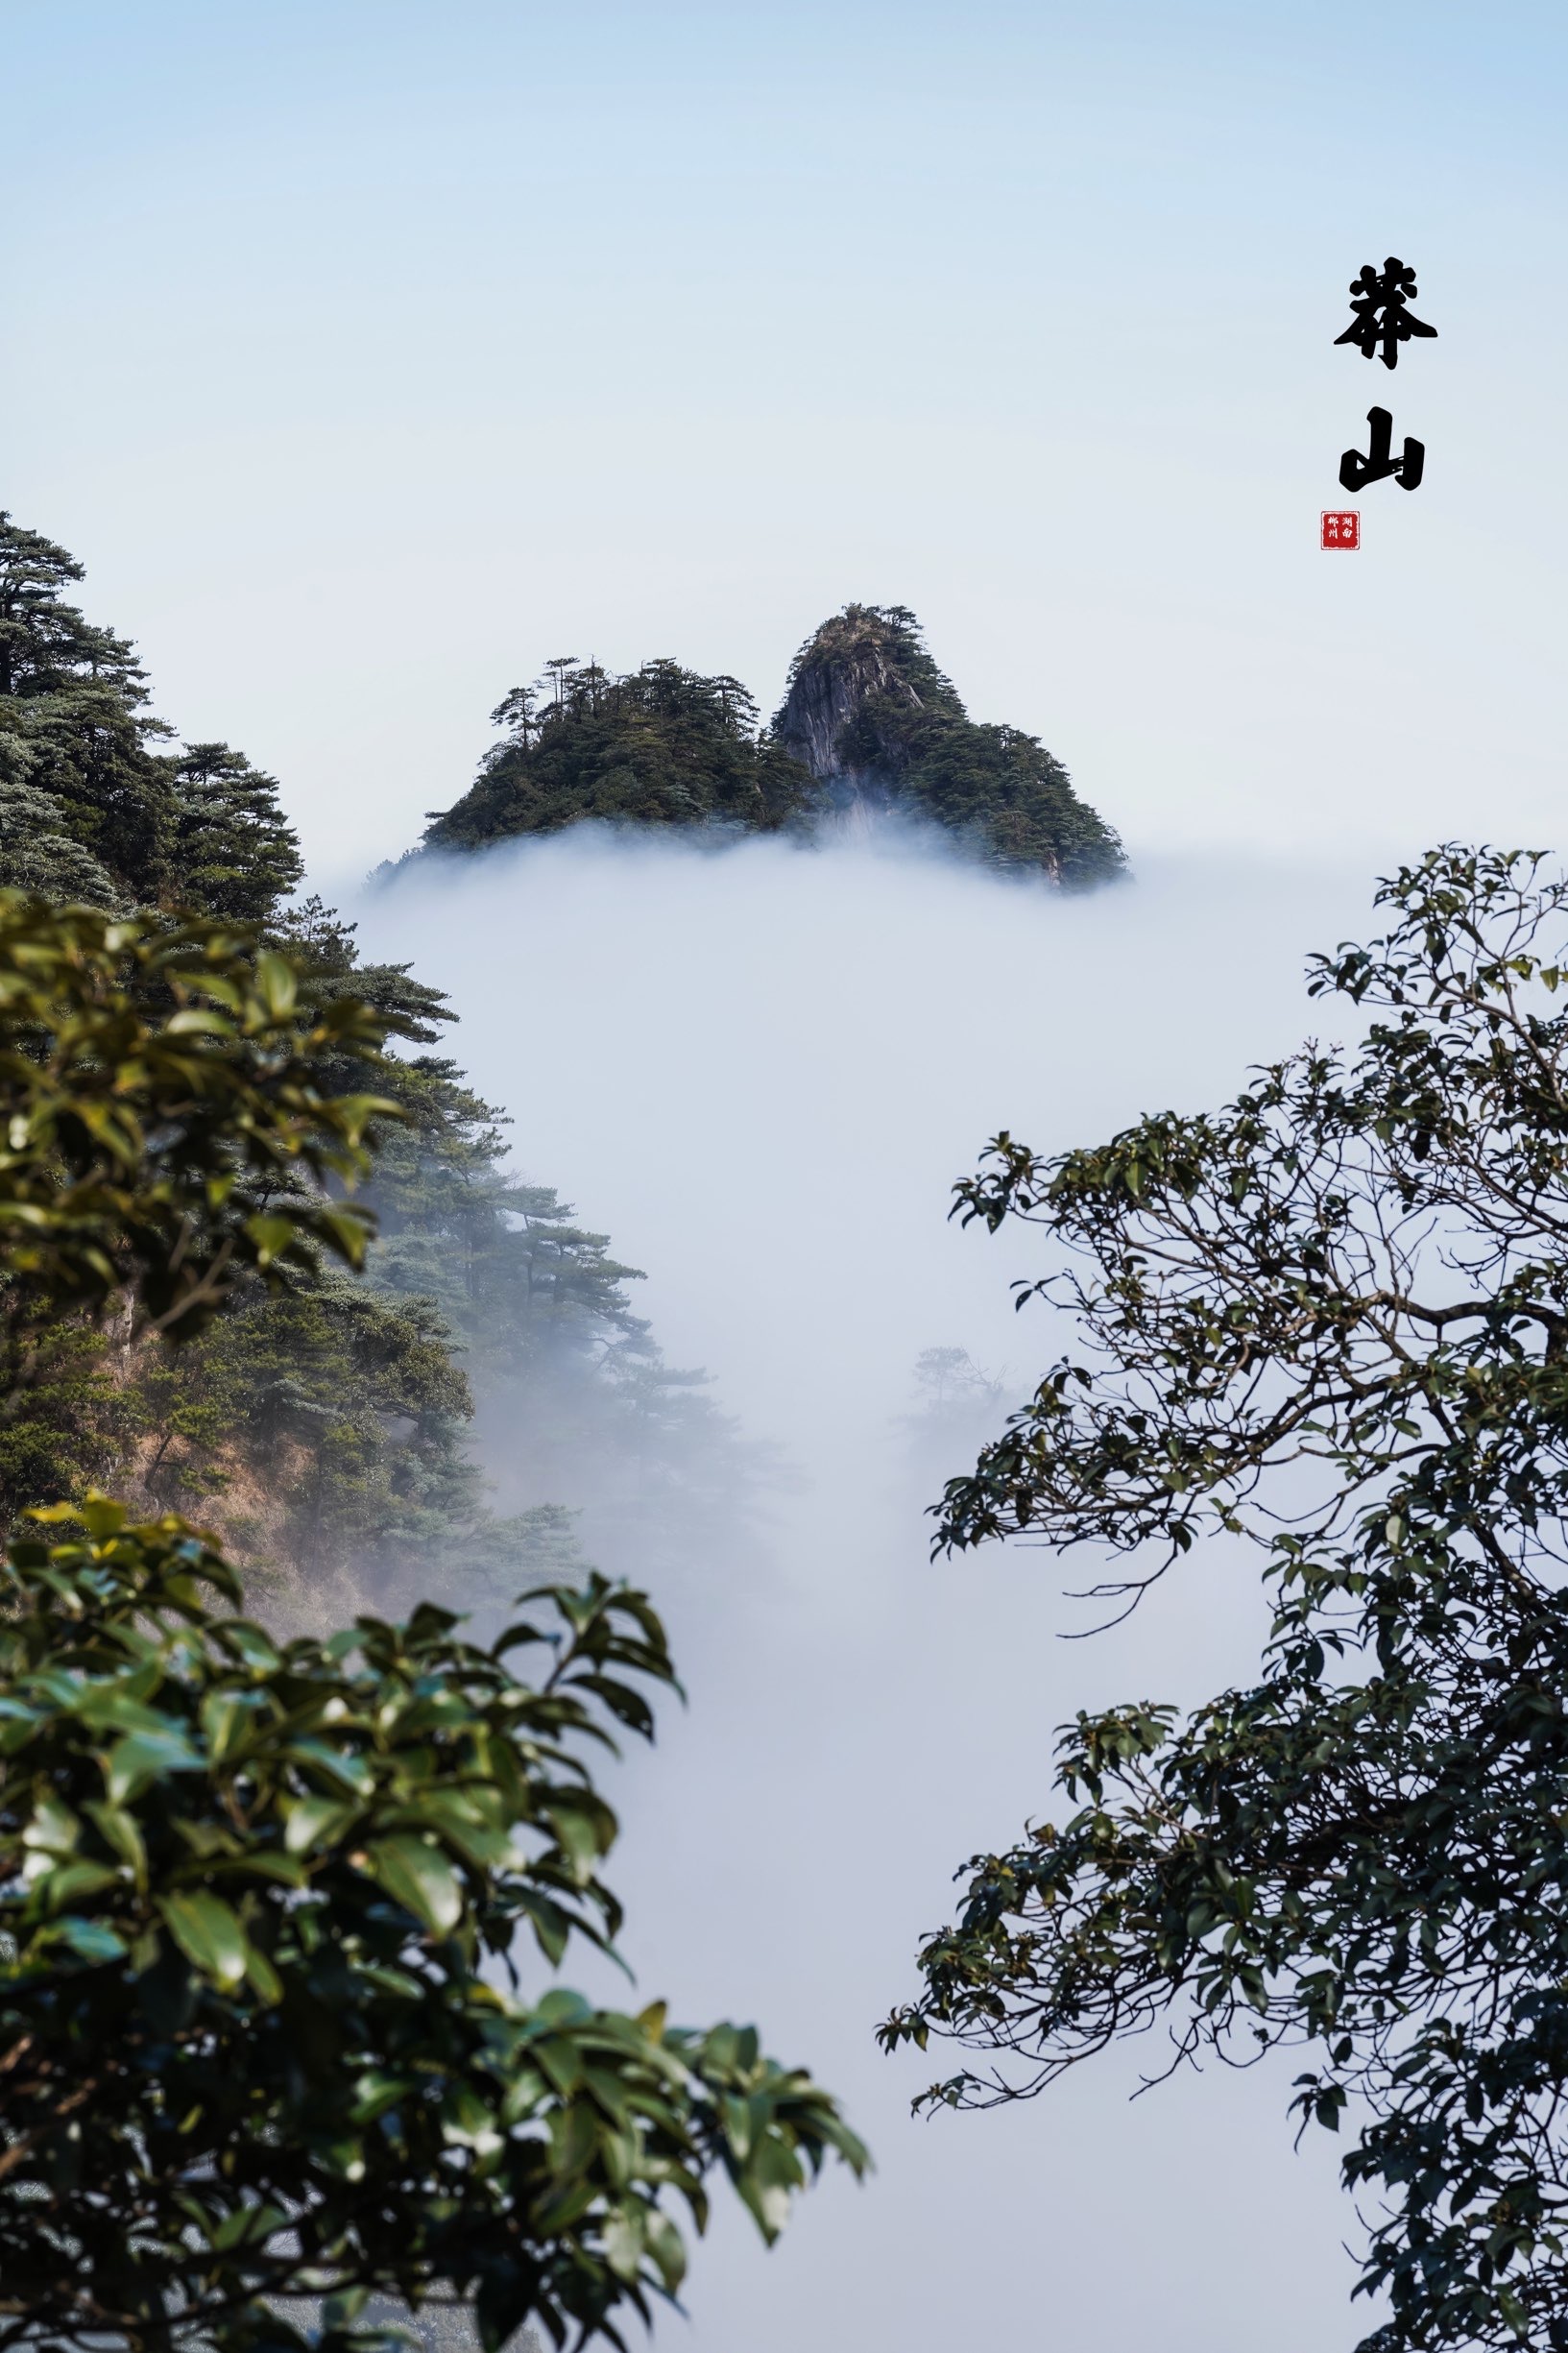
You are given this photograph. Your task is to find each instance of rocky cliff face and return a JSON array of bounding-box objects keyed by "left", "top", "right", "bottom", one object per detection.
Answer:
[
  {"left": 772, "top": 604, "right": 953, "bottom": 806},
  {"left": 770, "top": 603, "right": 1126, "bottom": 886}
]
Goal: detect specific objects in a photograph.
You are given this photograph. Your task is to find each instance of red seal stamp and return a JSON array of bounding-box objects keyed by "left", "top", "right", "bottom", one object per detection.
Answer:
[{"left": 1321, "top": 510, "right": 1361, "bottom": 549}]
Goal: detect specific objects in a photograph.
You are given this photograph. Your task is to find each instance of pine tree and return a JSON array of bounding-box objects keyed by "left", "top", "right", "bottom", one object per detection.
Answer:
[
  {"left": 170, "top": 740, "right": 305, "bottom": 921},
  {"left": 0, "top": 732, "right": 119, "bottom": 902},
  {"left": 0, "top": 511, "right": 175, "bottom": 898}
]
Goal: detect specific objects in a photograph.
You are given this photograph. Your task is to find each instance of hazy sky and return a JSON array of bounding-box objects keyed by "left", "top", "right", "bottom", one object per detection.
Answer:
[{"left": 7, "top": 0, "right": 1566, "bottom": 881}]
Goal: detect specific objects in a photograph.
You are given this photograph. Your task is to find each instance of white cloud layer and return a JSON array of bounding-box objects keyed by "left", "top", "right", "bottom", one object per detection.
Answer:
[{"left": 352, "top": 826, "right": 1403, "bottom": 2353}]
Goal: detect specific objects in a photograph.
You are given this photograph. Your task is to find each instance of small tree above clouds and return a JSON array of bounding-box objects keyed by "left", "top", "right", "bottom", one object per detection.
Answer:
[
  {"left": 909, "top": 1347, "right": 1004, "bottom": 1416},
  {"left": 883, "top": 847, "right": 1568, "bottom": 2353}
]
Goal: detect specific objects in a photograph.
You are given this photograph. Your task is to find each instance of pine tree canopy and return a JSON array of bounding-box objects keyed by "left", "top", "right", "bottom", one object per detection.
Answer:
[
  {"left": 423, "top": 655, "right": 820, "bottom": 851},
  {"left": 0, "top": 513, "right": 302, "bottom": 918},
  {"left": 171, "top": 741, "right": 305, "bottom": 921}
]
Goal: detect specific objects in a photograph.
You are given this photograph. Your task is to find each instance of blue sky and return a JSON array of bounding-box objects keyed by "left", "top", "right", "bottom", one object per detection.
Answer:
[{"left": 7, "top": 1, "right": 1565, "bottom": 879}]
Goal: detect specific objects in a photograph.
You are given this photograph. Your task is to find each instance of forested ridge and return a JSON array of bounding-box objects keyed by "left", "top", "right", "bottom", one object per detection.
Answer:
[
  {"left": 421, "top": 604, "right": 1125, "bottom": 885},
  {"left": 0, "top": 510, "right": 737, "bottom": 1613},
  {"left": 0, "top": 506, "right": 866, "bottom": 2351}
]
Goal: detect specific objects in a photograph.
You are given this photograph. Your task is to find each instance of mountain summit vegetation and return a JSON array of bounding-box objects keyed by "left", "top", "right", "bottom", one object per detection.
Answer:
[
  {"left": 420, "top": 606, "right": 1124, "bottom": 885},
  {"left": 422, "top": 660, "right": 815, "bottom": 851}
]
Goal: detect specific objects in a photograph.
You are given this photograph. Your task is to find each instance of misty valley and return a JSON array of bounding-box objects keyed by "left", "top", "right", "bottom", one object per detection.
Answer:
[{"left": 3, "top": 507, "right": 1568, "bottom": 2353}]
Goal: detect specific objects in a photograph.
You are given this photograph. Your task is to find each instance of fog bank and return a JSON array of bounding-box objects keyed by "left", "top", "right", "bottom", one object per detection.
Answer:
[{"left": 352, "top": 827, "right": 1398, "bottom": 2353}]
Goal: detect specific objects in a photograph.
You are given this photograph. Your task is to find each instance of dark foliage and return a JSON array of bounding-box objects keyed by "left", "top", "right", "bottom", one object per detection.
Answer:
[
  {"left": 883, "top": 846, "right": 1568, "bottom": 2353},
  {"left": 0, "top": 522, "right": 302, "bottom": 924},
  {"left": 0, "top": 897, "right": 387, "bottom": 1342},
  {"left": 0, "top": 1504, "right": 866, "bottom": 2353},
  {"left": 0, "top": 894, "right": 398, "bottom": 1540}
]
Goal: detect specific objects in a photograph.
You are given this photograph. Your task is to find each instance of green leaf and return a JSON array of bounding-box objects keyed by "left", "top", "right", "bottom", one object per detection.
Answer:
[
  {"left": 285, "top": 1736, "right": 374, "bottom": 1795},
  {"left": 644, "top": 2206, "right": 688, "bottom": 2291},
  {"left": 157, "top": 1890, "right": 251, "bottom": 1991},
  {"left": 22, "top": 1789, "right": 82, "bottom": 1856},
  {"left": 244, "top": 1941, "right": 283, "bottom": 2005},
  {"left": 601, "top": 2209, "right": 643, "bottom": 2284},
  {"left": 201, "top": 1688, "right": 259, "bottom": 1765},
  {"left": 312, "top": 1205, "right": 374, "bottom": 1267},
  {"left": 103, "top": 1727, "right": 204, "bottom": 1805},
  {"left": 161, "top": 1007, "right": 233, "bottom": 1038},
  {"left": 364, "top": 1834, "right": 464, "bottom": 1934},
  {"left": 253, "top": 951, "right": 299, "bottom": 1022},
  {"left": 84, "top": 1800, "right": 148, "bottom": 1889},
  {"left": 544, "top": 1789, "right": 613, "bottom": 1879},
  {"left": 55, "top": 1915, "right": 129, "bottom": 1964},
  {"left": 215, "top": 1619, "right": 282, "bottom": 1673},
  {"left": 398, "top": 1790, "right": 511, "bottom": 1868},
  {"left": 283, "top": 1794, "right": 359, "bottom": 1856},
  {"left": 38, "top": 1859, "right": 120, "bottom": 1914},
  {"left": 734, "top": 2130, "right": 800, "bottom": 2243},
  {"left": 350, "top": 2070, "right": 418, "bottom": 2125},
  {"left": 244, "top": 1211, "right": 299, "bottom": 1269}
]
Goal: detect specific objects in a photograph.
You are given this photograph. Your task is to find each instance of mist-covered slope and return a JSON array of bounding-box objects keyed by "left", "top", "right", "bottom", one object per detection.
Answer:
[
  {"left": 419, "top": 606, "right": 1124, "bottom": 885},
  {"left": 0, "top": 507, "right": 746, "bottom": 1620}
]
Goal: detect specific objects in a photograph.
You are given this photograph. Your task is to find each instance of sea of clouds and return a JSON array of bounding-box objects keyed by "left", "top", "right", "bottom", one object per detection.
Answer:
[{"left": 350, "top": 822, "right": 1403, "bottom": 2353}]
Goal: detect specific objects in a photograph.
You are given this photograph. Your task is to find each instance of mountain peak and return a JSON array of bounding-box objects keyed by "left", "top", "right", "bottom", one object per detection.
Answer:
[
  {"left": 772, "top": 604, "right": 963, "bottom": 789},
  {"left": 771, "top": 604, "right": 1125, "bottom": 885},
  {"left": 415, "top": 604, "right": 1125, "bottom": 888}
]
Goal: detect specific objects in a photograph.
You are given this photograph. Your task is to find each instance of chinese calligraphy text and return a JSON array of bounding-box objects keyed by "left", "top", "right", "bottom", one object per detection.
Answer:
[
  {"left": 1339, "top": 406, "right": 1425, "bottom": 495},
  {"left": 1334, "top": 256, "right": 1437, "bottom": 370}
]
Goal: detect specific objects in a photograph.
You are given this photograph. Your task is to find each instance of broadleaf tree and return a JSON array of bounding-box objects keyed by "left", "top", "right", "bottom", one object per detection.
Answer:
[
  {"left": 0, "top": 1505, "right": 865, "bottom": 2353},
  {"left": 881, "top": 846, "right": 1568, "bottom": 2353},
  {"left": 0, "top": 894, "right": 392, "bottom": 1341}
]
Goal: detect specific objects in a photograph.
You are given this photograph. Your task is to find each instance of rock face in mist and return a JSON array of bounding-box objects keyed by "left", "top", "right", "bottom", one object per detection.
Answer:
[
  {"left": 417, "top": 607, "right": 1124, "bottom": 887},
  {"left": 772, "top": 607, "right": 934, "bottom": 796},
  {"left": 770, "top": 603, "right": 1125, "bottom": 885}
]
